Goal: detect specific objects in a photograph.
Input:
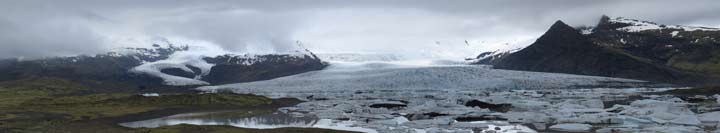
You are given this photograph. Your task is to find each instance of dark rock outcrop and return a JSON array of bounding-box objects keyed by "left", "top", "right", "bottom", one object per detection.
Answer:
[
  {"left": 160, "top": 68, "right": 198, "bottom": 79},
  {"left": 368, "top": 103, "right": 407, "bottom": 109},
  {"left": 464, "top": 100, "right": 512, "bottom": 112},
  {"left": 202, "top": 54, "right": 326, "bottom": 85},
  {"left": 455, "top": 115, "right": 507, "bottom": 122}
]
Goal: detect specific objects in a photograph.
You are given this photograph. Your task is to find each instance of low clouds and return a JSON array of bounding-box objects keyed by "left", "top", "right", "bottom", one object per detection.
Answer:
[
  {"left": 1, "top": 0, "right": 720, "bottom": 58},
  {"left": 0, "top": 11, "right": 105, "bottom": 57}
]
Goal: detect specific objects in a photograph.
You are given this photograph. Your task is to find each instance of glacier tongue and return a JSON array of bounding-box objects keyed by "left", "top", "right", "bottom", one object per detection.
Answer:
[
  {"left": 198, "top": 61, "right": 647, "bottom": 96},
  {"left": 130, "top": 45, "right": 226, "bottom": 86},
  {"left": 128, "top": 44, "right": 322, "bottom": 86}
]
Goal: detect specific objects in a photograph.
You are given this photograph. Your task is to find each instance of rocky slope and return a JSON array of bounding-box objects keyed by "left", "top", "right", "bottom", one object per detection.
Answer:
[
  {"left": 0, "top": 44, "right": 327, "bottom": 93},
  {"left": 474, "top": 16, "right": 720, "bottom": 86}
]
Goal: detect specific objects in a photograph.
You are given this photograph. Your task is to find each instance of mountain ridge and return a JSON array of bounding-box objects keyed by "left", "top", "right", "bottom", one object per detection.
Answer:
[
  {"left": 0, "top": 44, "right": 327, "bottom": 93},
  {"left": 473, "top": 16, "right": 720, "bottom": 86}
]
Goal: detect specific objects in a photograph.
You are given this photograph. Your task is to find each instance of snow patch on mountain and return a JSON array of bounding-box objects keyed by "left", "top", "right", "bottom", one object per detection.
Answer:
[
  {"left": 611, "top": 17, "right": 720, "bottom": 32},
  {"left": 467, "top": 38, "right": 534, "bottom": 63},
  {"left": 580, "top": 27, "right": 594, "bottom": 35},
  {"left": 473, "top": 48, "right": 523, "bottom": 61},
  {"left": 109, "top": 48, "right": 163, "bottom": 58}
]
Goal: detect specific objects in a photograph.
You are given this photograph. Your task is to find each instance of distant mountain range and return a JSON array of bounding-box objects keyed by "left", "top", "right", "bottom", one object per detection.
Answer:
[
  {"left": 0, "top": 44, "right": 326, "bottom": 93},
  {"left": 473, "top": 15, "right": 720, "bottom": 86}
]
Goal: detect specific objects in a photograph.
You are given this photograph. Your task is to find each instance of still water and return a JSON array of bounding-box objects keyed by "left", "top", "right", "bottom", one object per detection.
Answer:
[{"left": 119, "top": 110, "right": 318, "bottom": 129}]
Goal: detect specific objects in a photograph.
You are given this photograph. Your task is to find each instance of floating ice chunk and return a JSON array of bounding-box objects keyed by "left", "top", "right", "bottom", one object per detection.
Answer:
[
  {"left": 140, "top": 93, "right": 160, "bottom": 97},
  {"left": 487, "top": 124, "right": 537, "bottom": 133},
  {"left": 313, "top": 119, "right": 379, "bottom": 133},
  {"left": 402, "top": 119, "right": 455, "bottom": 129},
  {"left": 393, "top": 117, "right": 410, "bottom": 124},
  {"left": 557, "top": 113, "right": 623, "bottom": 124},
  {"left": 451, "top": 121, "right": 490, "bottom": 129},
  {"left": 503, "top": 112, "right": 550, "bottom": 123},
  {"left": 619, "top": 116, "right": 654, "bottom": 124},
  {"left": 643, "top": 125, "right": 702, "bottom": 133},
  {"left": 619, "top": 99, "right": 700, "bottom": 126},
  {"left": 698, "top": 111, "right": 720, "bottom": 123},
  {"left": 424, "top": 128, "right": 473, "bottom": 133},
  {"left": 549, "top": 123, "right": 591, "bottom": 132},
  {"left": 509, "top": 100, "right": 551, "bottom": 110},
  {"left": 669, "top": 115, "right": 701, "bottom": 126},
  {"left": 371, "top": 119, "right": 401, "bottom": 126},
  {"left": 596, "top": 127, "right": 638, "bottom": 133}
]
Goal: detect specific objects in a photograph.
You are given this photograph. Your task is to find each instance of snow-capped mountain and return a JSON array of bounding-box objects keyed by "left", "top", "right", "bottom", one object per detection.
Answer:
[
  {"left": 598, "top": 17, "right": 720, "bottom": 33},
  {"left": 127, "top": 45, "right": 325, "bottom": 86},
  {"left": 474, "top": 15, "right": 720, "bottom": 86},
  {"left": 0, "top": 44, "right": 326, "bottom": 92}
]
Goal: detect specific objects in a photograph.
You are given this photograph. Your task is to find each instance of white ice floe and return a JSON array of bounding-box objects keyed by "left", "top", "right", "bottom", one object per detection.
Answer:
[
  {"left": 643, "top": 125, "right": 703, "bottom": 133},
  {"left": 314, "top": 119, "right": 379, "bottom": 133},
  {"left": 618, "top": 99, "right": 701, "bottom": 126},
  {"left": 549, "top": 123, "right": 592, "bottom": 132},
  {"left": 698, "top": 111, "right": 720, "bottom": 123}
]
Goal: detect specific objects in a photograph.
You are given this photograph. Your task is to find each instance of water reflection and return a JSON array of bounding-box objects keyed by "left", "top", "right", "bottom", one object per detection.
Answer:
[{"left": 119, "top": 110, "right": 318, "bottom": 129}]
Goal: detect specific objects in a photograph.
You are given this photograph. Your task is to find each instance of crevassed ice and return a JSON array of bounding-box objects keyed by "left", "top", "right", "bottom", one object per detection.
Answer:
[{"left": 198, "top": 61, "right": 645, "bottom": 98}]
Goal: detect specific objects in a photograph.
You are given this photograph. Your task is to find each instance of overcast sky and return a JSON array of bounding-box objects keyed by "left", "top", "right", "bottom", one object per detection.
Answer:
[{"left": 2, "top": 0, "right": 720, "bottom": 59}]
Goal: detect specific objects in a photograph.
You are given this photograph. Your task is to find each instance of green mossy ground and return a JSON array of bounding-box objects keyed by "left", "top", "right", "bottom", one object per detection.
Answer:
[{"left": 0, "top": 78, "right": 353, "bottom": 133}]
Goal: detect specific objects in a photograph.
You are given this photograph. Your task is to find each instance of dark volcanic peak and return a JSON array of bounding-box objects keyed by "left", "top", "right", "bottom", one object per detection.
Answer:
[
  {"left": 476, "top": 16, "right": 720, "bottom": 86},
  {"left": 471, "top": 20, "right": 583, "bottom": 65},
  {"left": 535, "top": 20, "right": 590, "bottom": 48},
  {"left": 202, "top": 54, "right": 326, "bottom": 85},
  {"left": 548, "top": 20, "right": 578, "bottom": 34}
]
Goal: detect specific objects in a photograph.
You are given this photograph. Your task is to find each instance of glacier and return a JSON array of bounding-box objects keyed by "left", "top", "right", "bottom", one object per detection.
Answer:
[
  {"left": 188, "top": 61, "right": 703, "bottom": 133},
  {"left": 114, "top": 50, "right": 720, "bottom": 133},
  {"left": 197, "top": 61, "right": 648, "bottom": 96}
]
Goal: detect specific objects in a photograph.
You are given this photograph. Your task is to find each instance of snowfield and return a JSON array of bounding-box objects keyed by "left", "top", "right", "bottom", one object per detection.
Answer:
[{"left": 611, "top": 17, "right": 720, "bottom": 32}]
